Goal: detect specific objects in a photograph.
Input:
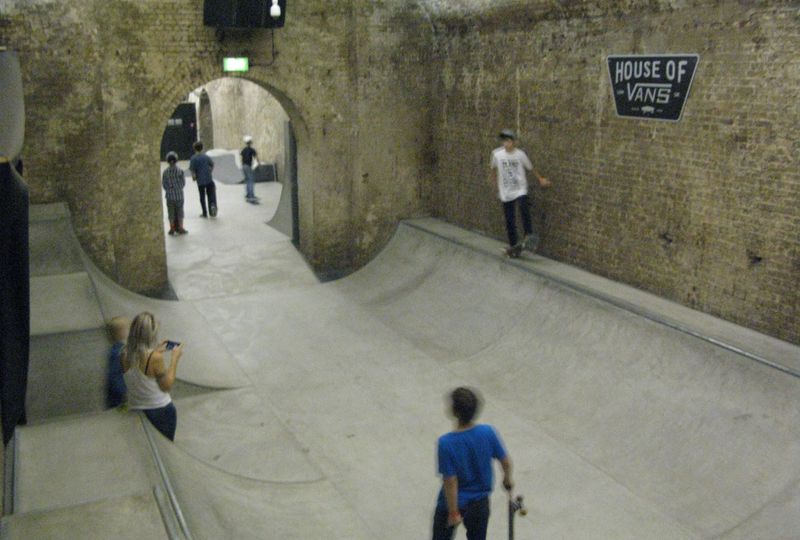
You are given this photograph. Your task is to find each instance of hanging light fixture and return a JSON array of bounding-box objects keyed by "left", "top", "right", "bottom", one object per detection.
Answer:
[{"left": 270, "top": 0, "right": 281, "bottom": 19}]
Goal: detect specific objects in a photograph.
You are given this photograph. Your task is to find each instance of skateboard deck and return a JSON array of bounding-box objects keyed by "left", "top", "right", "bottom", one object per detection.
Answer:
[{"left": 508, "top": 494, "right": 527, "bottom": 540}]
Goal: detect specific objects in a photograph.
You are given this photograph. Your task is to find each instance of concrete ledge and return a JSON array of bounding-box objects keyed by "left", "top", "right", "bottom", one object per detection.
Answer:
[
  {"left": 404, "top": 218, "right": 800, "bottom": 377},
  {"left": 29, "top": 273, "right": 105, "bottom": 336},
  {"left": 0, "top": 492, "right": 169, "bottom": 540}
]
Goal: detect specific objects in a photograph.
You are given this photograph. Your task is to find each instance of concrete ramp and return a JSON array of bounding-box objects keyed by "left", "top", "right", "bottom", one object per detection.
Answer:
[
  {"left": 172, "top": 388, "right": 323, "bottom": 482},
  {"left": 206, "top": 149, "right": 242, "bottom": 185},
  {"left": 83, "top": 258, "right": 250, "bottom": 389},
  {"left": 266, "top": 179, "right": 292, "bottom": 237},
  {"left": 27, "top": 202, "right": 250, "bottom": 390},
  {"left": 5, "top": 411, "right": 175, "bottom": 539},
  {"left": 330, "top": 219, "right": 800, "bottom": 538},
  {"left": 13, "top": 411, "right": 158, "bottom": 513},
  {"left": 1, "top": 493, "right": 169, "bottom": 540},
  {"left": 151, "top": 432, "right": 373, "bottom": 540},
  {"left": 19, "top": 196, "right": 800, "bottom": 539}
]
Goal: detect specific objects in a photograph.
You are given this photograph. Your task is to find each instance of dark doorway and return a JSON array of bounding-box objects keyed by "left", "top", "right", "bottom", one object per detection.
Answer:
[
  {"left": 160, "top": 103, "right": 197, "bottom": 160},
  {"left": 288, "top": 123, "right": 299, "bottom": 245}
]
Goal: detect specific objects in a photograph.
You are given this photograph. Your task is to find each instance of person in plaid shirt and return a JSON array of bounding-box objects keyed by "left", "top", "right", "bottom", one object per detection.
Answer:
[{"left": 162, "top": 151, "right": 187, "bottom": 235}]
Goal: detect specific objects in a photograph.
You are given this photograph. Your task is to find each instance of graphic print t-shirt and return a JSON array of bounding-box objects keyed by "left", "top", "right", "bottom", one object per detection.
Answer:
[{"left": 491, "top": 147, "right": 533, "bottom": 202}]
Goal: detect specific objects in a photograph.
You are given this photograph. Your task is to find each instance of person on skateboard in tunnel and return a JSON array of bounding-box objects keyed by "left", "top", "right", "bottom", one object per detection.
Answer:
[
  {"left": 490, "top": 129, "right": 550, "bottom": 258},
  {"left": 432, "top": 387, "right": 514, "bottom": 540},
  {"left": 241, "top": 135, "right": 260, "bottom": 204}
]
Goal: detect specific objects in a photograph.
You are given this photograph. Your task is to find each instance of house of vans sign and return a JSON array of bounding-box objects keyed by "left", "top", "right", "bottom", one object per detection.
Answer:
[{"left": 607, "top": 54, "right": 699, "bottom": 121}]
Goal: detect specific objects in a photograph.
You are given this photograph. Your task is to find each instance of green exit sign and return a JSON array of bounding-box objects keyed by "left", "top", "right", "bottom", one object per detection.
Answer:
[{"left": 223, "top": 57, "right": 249, "bottom": 72}]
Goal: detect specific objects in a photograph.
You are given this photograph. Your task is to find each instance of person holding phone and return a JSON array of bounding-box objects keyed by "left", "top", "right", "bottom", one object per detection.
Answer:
[{"left": 122, "top": 312, "right": 184, "bottom": 441}]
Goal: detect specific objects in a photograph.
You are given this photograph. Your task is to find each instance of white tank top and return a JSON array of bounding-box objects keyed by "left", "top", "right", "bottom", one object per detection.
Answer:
[{"left": 124, "top": 352, "right": 172, "bottom": 410}]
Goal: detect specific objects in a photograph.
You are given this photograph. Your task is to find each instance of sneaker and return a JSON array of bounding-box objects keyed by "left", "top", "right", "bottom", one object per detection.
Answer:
[
  {"left": 523, "top": 235, "right": 538, "bottom": 252},
  {"left": 200, "top": 213, "right": 208, "bottom": 218},
  {"left": 210, "top": 205, "right": 218, "bottom": 217},
  {"left": 168, "top": 230, "right": 176, "bottom": 236},
  {"left": 505, "top": 245, "right": 522, "bottom": 258},
  {"left": 177, "top": 229, "right": 188, "bottom": 235}
]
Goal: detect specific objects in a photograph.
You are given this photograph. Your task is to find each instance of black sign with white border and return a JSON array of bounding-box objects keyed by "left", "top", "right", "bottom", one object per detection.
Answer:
[{"left": 607, "top": 54, "right": 699, "bottom": 121}]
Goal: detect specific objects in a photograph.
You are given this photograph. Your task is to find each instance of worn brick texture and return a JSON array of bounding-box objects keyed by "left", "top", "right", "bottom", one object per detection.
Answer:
[
  {"left": 2, "top": 0, "right": 797, "bottom": 344},
  {"left": 0, "top": 0, "right": 435, "bottom": 289},
  {"left": 425, "top": 1, "right": 799, "bottom": 344}
]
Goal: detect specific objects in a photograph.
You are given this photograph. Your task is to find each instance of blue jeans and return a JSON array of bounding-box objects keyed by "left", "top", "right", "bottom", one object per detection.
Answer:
[
  {"left": 198, "top": 182, "right": 217, "bottom": 216},
  {"left": 502, "top": 195, "right": 535, "bottom": 247},
  {"left": 143, "top": 402, "right": 177, "bottom": 441},
  {"left": 432, "top": 497, "right": 490, "bottom": 540},
  {"left": 243, "top": 165, "right": 255, "bottom": 199}
]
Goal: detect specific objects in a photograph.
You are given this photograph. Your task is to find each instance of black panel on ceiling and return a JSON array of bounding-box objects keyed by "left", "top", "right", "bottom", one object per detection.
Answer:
[{"left": 204, "top": 0, "right": 287, "bottom": 29}]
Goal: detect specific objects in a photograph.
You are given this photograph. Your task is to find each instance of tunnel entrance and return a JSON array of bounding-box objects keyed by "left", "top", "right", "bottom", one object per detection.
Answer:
[{"left": 158, "top": 77, "right": 301, "bottom": 299}]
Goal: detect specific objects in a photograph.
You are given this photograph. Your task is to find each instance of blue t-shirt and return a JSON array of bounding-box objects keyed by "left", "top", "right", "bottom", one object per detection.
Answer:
[
  {"left": 436, "top": 424, "right": 507, "bottom": 509},
  {"left": 189, "top": 153, "right": 215, "bottom": 186}
]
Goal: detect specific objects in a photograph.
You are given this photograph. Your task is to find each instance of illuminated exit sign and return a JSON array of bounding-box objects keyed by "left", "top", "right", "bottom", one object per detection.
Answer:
[{"left": 223, "top": 57, "right": 250, "bottom": 72}]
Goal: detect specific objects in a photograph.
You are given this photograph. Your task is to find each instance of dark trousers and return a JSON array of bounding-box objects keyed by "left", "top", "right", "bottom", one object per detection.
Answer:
[
  {"left": 432, "top": 497, "right": 490, "bottom": 540},
  {"left": 198, "top": 182, "right": 217, "bottom": 216},
  {"left": 143, "top": 402, "right": 177, "bottom": 441},
  {"left": 502, "top": 195, "right": 533, "bottom": 247}
]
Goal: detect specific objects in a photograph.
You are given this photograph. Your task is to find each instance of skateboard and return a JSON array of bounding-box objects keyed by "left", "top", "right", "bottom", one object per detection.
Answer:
[
  {"left": 504, "top": 236, "right": 536, "bottom": 259},
  {"left": 508, "top": 493, "right": 527, "bottom": 540},
  {"left": 504, "top": 244, "right": 523, "bottom": 258}
]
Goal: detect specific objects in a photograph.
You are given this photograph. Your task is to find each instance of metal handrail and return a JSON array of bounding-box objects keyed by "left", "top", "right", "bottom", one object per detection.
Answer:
[{"left": 139, "top": 415, "right": 194, "bottom": 540}]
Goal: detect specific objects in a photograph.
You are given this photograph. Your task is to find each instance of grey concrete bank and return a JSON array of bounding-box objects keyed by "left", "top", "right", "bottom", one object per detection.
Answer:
[{"left": 7, "top": 195, "right": 800, "bottom": 539}]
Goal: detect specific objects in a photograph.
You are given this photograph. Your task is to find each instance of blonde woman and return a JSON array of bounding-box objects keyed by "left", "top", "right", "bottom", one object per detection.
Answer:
[{"left": 122, "top": 312, "right": 183, "bottom": 440}]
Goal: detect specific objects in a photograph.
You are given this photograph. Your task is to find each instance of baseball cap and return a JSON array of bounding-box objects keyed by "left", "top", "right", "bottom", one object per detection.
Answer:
[{"left": 498, "top": 129, "right": 517, "bottom": 140}]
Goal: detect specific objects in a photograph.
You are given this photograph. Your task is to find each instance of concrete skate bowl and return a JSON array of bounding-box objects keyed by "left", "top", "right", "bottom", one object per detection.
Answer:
[
  {"left": 29, "top": 204, "right": 250, "bottom": 391},
  {"left": 133, "top": 218, "right": 798, "bottom": 539},
  {"left": 24, "top": 207, "right": 800, "bottom": 539},
  {"left": 329, "top": 220, "right": 800, "bottom": 539},
  {"left": 83, "top": 253, "right": 251, "bottom": 390}
]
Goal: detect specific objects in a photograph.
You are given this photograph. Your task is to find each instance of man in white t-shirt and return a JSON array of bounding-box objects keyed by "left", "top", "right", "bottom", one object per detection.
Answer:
[{"left": 489, "top": 129, "right": 551, "bottom": 257}]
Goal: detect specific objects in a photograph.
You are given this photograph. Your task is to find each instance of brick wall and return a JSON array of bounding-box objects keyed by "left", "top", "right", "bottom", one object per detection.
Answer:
[
  {"left": 0, "top": 0, "right": 434, "bottom": 290},
  {"left": 3, "top": 0, "right": 794, "bottom": 343},
  {"left": 426, "top": 1, "right": 800, "bottom": 344}
]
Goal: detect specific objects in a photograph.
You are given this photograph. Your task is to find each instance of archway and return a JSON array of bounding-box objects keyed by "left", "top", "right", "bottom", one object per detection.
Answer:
[{"left": 157, "top": 77, "right": 303, "bottom": 298}]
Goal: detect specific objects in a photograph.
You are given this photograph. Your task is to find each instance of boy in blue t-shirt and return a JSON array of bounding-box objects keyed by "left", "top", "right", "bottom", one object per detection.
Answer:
[{"left": 432, "top": 387, "right": 513, "bottom": 540}]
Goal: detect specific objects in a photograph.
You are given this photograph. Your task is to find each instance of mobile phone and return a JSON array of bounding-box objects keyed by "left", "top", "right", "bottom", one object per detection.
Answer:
[{"left": 165, "top": 340, "right": 181, "bottom": 350}]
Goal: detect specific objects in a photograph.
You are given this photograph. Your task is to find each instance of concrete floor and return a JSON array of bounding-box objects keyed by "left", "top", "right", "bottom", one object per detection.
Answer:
[{"left": 11, "top": 175, "right": 800, "bottom": 539}]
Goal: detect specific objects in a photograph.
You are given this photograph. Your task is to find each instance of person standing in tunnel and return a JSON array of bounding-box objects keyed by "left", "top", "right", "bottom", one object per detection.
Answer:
[
  {"left": 189, "top": 141, "right": 217, "bottom": 218},
  {"left": 241, "top": 135, "right": 260, "bottom": 204},
  {"left": 490, "top": 129, "right": 550, "bottom": 257},
  {"left": 162, "top": 151, "right": 187, "bottom": 235}
]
